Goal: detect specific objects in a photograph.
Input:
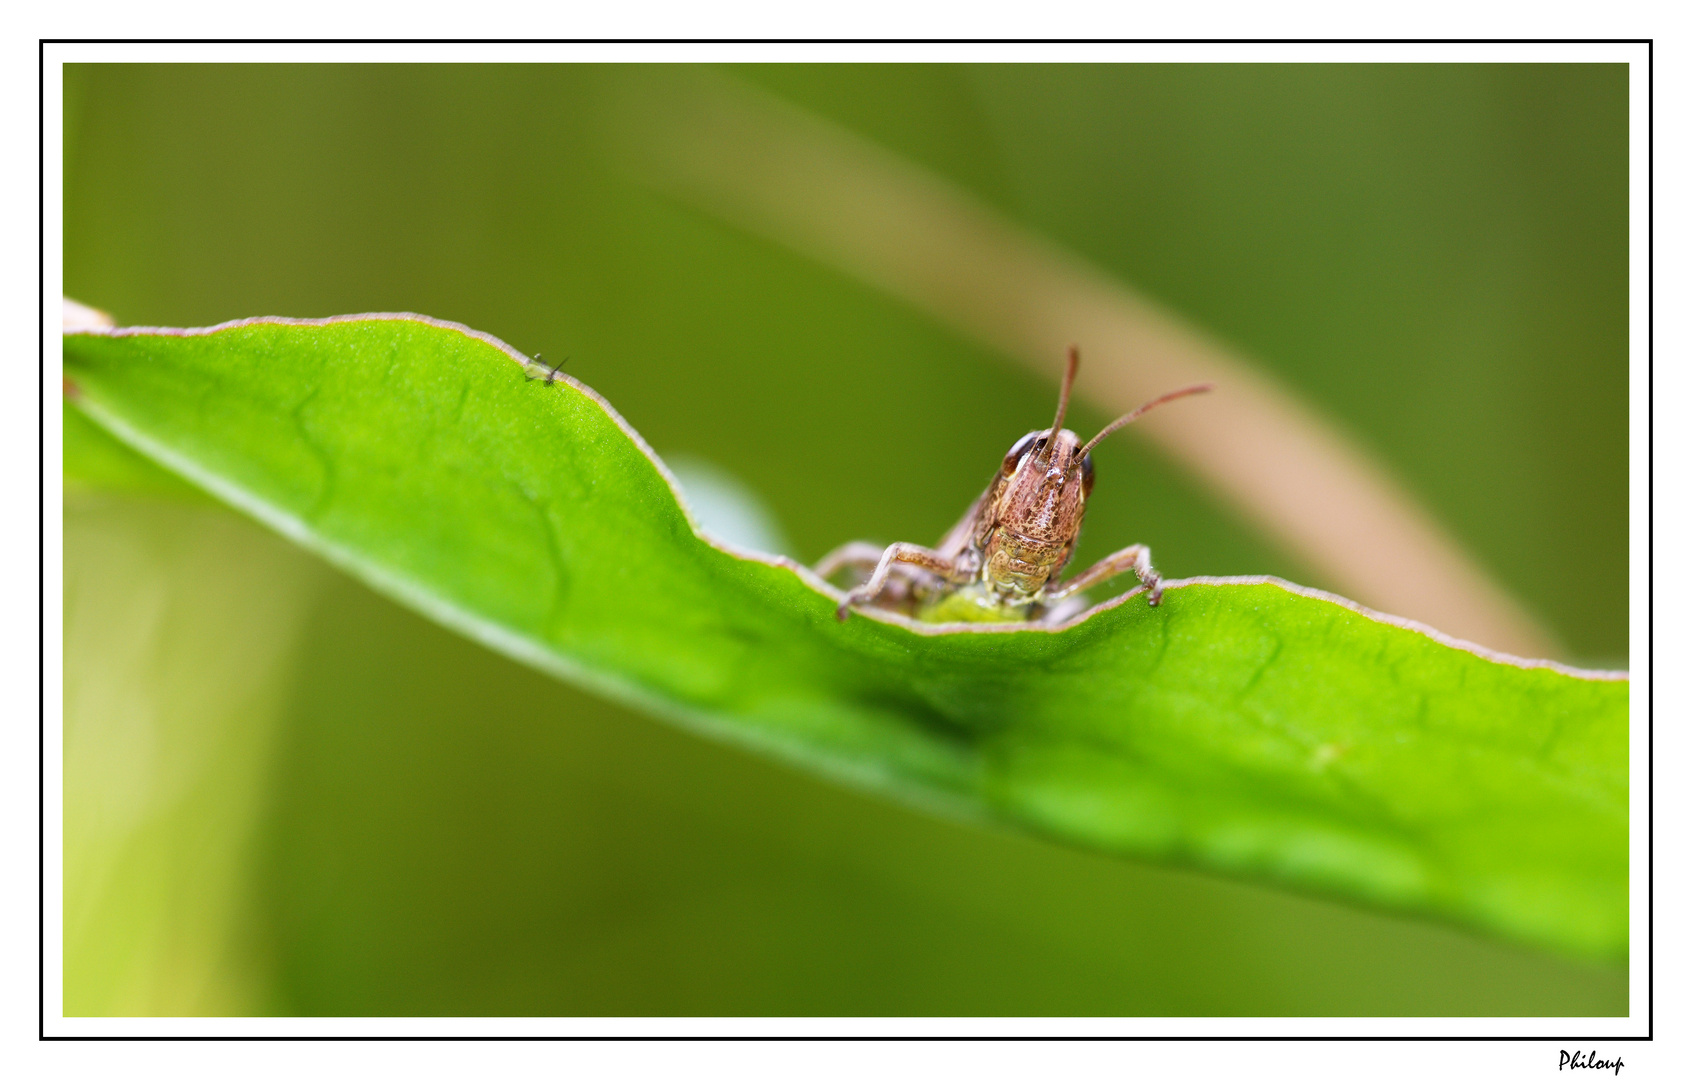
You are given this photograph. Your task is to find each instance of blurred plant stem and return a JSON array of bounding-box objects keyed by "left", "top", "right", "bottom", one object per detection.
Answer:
[
  {"left": 63, "top": 494, "right": 321, "bottom": 1015},
  {"left": 613, "top": 68, "right": 1559, "bottom": 661}
]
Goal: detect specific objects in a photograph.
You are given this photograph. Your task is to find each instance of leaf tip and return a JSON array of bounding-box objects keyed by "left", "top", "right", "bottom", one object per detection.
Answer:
[{"left": 62, "top": 297, "right": 115, "bottom": 331}]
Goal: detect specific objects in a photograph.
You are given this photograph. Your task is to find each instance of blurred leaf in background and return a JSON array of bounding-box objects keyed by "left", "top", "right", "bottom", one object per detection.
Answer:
[{"left": 62, "top": 62, "right": 1627, "bottom": 1015}]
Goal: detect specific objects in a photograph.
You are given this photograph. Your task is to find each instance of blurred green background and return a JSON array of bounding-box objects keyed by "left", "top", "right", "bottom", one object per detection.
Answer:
[{"left": 63, "top": 63, "right": 1628, "bottom": 1015}]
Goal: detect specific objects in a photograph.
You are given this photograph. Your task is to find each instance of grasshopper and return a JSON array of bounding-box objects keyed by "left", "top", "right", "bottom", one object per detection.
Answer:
[{"left": 819, "top": 347, "right": 1211, "bottom": 624}]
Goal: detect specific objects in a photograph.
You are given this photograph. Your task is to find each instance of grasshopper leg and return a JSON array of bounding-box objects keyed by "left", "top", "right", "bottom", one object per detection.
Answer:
[
  {"left": 1046, "top": 543, "right": 1163, "bottom": 607},
  {"left": 814, "top": 541, "right": 892, "bottom": 581},
  {"left": 815, "top": 542, "right": 936, "bottom": 594},
  {"left": 836, "top": 543, "right": 965, "bottom": 621}
]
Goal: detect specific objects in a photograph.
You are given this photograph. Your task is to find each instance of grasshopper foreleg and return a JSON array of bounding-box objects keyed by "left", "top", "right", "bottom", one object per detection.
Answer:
[
  {"left": 1046, "top": 543, "right": 1163, "bottom": 607},
  {"left": 835, "top": 542, "right": 967, "bottom": 621}
]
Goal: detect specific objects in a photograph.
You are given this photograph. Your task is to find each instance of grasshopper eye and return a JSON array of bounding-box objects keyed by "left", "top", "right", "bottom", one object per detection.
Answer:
[
  {"left": 1003, "top": 432, "right": 1039, "bottom": 474},
  {"left": 1080, "top": 453, "right": 1095, "bottom": 496}
]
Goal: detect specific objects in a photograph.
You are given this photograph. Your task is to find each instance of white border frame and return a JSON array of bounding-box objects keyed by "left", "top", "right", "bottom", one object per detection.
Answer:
[{"left": 39, "top": 40, "right": 1653, "bottom": 1047}]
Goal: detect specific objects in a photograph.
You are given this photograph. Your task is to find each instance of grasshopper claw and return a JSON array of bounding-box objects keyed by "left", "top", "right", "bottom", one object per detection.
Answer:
[{"left": 836, "top": 590, "right": 868, "bottom": 621}]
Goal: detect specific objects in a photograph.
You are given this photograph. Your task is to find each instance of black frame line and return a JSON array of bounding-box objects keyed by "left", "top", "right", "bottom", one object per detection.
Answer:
[{"left": 40, "top": 37, "right": 1653, "bottom": 1044}]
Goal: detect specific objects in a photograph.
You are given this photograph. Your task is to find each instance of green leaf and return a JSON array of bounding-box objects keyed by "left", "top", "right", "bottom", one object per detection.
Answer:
[
  {"left": 63, "top": 314, "right": 1627, "bottom": 963},
  {"left": 64, "top": 398, "right": 207, "bottom": 500}
]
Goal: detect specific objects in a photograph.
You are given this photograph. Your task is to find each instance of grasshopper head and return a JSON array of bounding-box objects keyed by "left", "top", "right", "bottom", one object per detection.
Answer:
[
  {"left": 996, "top": 427, "right": 1094, "bottom": 535},
  {"left": 980, "top": 347, "right": 1211, "bottom": 601},
  {"left": 994, "top": 345, "right": 1096, "bottom": 543},
  {"left": 977, "top": 349, "right": 1095, "bottom": 599},
  {"left": 981, "top": 427, "right": 1092, "bottom": 600}
]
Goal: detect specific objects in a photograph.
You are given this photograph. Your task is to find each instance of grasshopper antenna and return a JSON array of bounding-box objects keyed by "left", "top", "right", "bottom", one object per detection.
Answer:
[
  {"left": 1040, "top": 345, "right": 1081, "bottom": 464},
  {"left": 1074, "top": 383, "right": 1214, "bottom": 461}
]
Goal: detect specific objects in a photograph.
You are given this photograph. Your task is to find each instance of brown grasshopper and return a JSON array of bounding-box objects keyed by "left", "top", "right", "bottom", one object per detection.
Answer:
[{"left": 819, "top": 347, "right": 1211, "bottom": 624}]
